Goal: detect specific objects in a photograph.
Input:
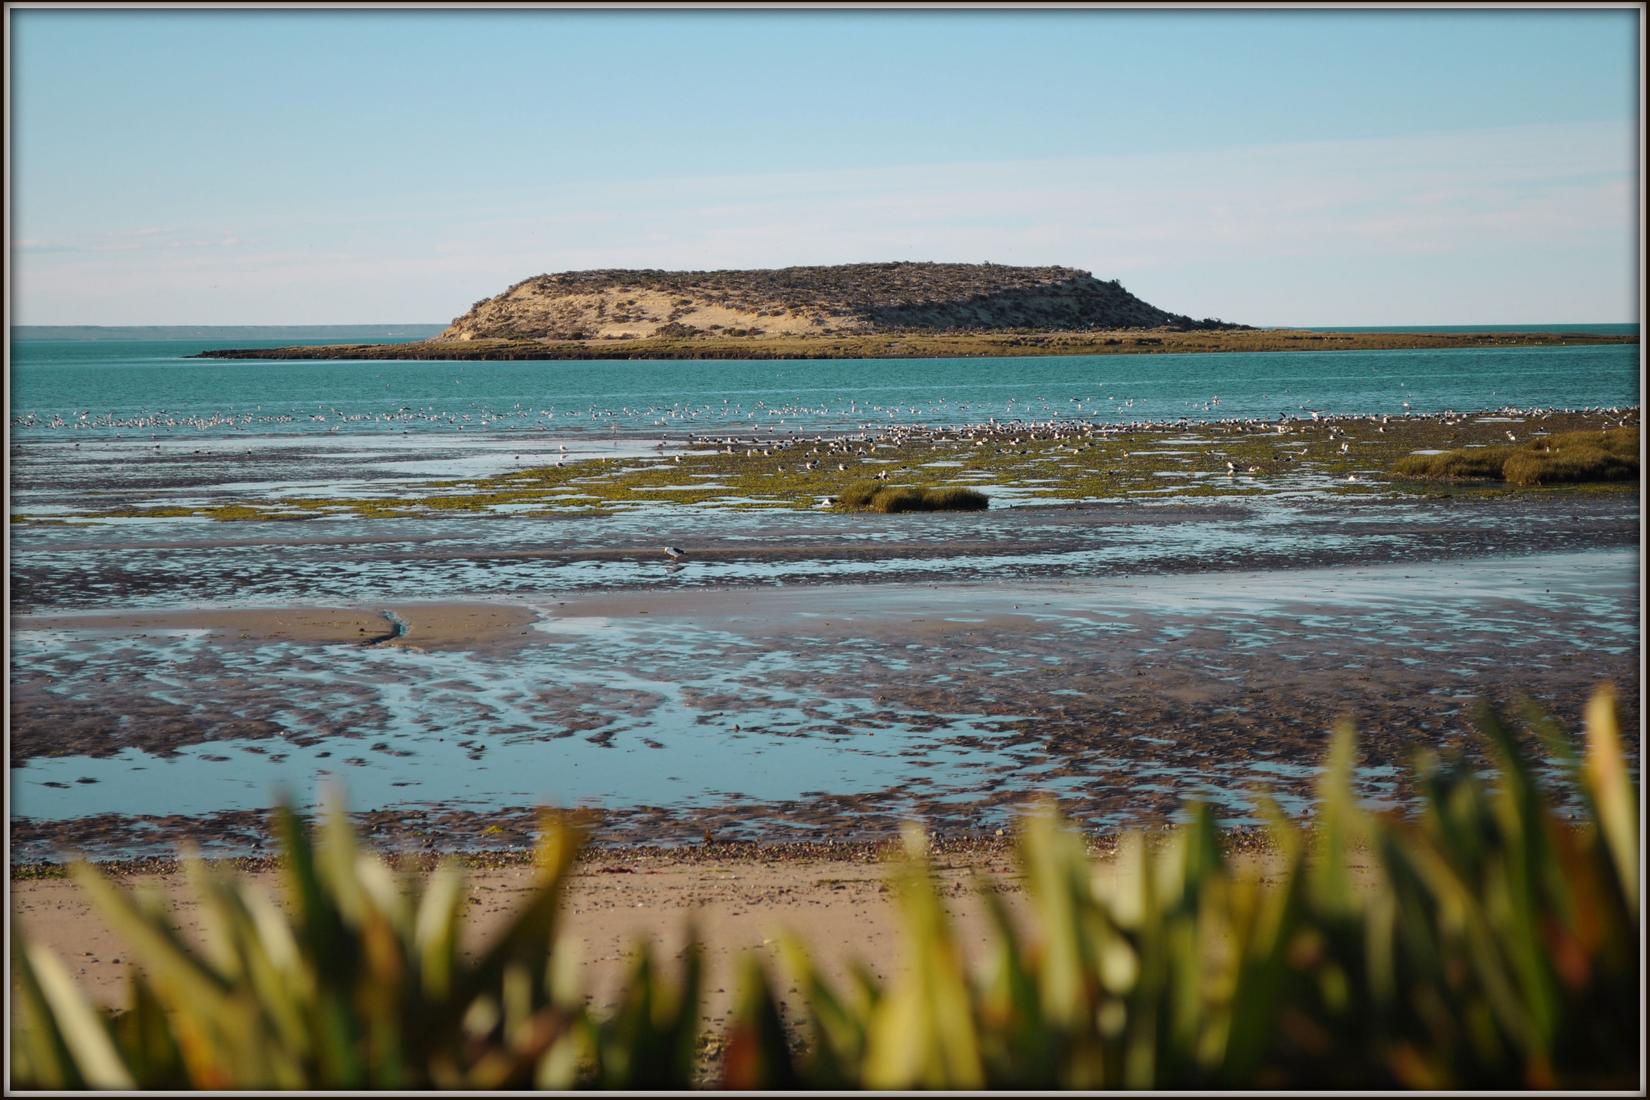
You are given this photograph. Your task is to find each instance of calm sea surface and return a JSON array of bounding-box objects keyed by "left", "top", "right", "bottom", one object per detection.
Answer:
[{"left": 8, "top": 334, "right": 1640, "bottom": 441}]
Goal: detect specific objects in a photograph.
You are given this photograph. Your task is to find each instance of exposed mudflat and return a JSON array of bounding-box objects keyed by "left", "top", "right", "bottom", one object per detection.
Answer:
[
  {"left": 8, "top": 404, "right": 1641, "bottom": 863},
  {"left": 10, "top": 518, "right": 1638, "bottom": 861}
]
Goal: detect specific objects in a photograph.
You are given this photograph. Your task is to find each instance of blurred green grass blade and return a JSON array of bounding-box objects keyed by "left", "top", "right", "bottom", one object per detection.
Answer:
[
  {"left": 355, "top": 851, "right": 412, "bottom": 936},
  {"left": 1218, "top": 841, "right": 1305, "bottom": 1082},
  {"left": 600, "top": 933, "right": 703, "bottom": 1087},
  {"left": 318, "top": 794, "right": 369, "bottom": 928},
  {"left": 314, "top": 989, "right": 365, "bottom": 1087},
  {"left": 210, "top": 876, "right": 310, "bottom": 1061},
  {"left": 534, "top": 1018, "right": 592, "bottom": 1089},
  {"left": 549, "top": 929, "right": 586, "bottom": 1011},
  {"left": 1253, "top": 792, "right": 1303, "bottom": 866},
  {"left": 501, "top": 961, "right": 535, "bottom": 1064},
  {"left": 861, "top": 825, "right": 985, "bottom": 1089},
  {"left": 1582, "top": 685, "right": 1638, "bottom": 918},
  {"left": 19, "top": 936, "right": 136, "bottom": 1089},
  {"left": 448, "top": 812, "right": 585, "bottom": 1027},
  {"left": 1313, "top": 720, "right": 1362, "bottom": 911},
  {"left": 1473, "top": 702, "right": 1563, "bottom": 1054},
  {"left": 1020, "top": 806, "right": 1096, "bottom": 1028},
  {"left": 1362, "top": 831, "right": 1398, "bottom": 1013},
  {"left": 414, "top": 861, "right": 466, "bottom": 1001},
  {"left": 904, "top": 827, "right": 985, "bottom": 1088},
  {"left": 660, "top": 931, "right": 704, "bottom": 1083},
  {"left": 1121, "top": 830, "right": 1162, "bottom": 1091},
  {"left": 720, "top": 954, "right": 800, "bottom": 1089},
  {"left": 118, "top": 973, "right": 187, "bottom": 1087},
  {"left": 1179, "top": 802, "right": 1223, "bottom": 895},
  {"left": 11, "top": 925, "right": 84, "bottom": 1090},
  {"left": 1519, "top": 696, "right": 1584, "bottom": 788},
  {"left": 976, "top": 878, "right": 1042, "bottom": 1025},
  {"left": 68, "top": 860, "right": 233, "bottom": 1014},
  {"left": 180, "top": 851, "right": 242, "bottom": 980},
  {"left": 778, "top": 931, "right": 864, "bottom": 1082},
  {"left": 275, "top": 802, "right": 349, "bottom": 981},
  {"left": 862, "top": 981, "right": 926, "bottom": 1088},
  {"left": 1402, "top": 831, "right": 1538, "bottom": 1052}
]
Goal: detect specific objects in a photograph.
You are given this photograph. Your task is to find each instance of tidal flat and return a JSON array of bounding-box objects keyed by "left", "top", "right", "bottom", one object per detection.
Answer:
[
  {"left": 8, "top": 402, "right": 1640, "bottom": 864},
  {"left": 12, "top": 407, "right": 1636, "bottom": 524}
]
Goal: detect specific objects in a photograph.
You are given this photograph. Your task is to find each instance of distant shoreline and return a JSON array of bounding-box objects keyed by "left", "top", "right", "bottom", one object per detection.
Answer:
[
  {"left": 190, "top": 328, "right": 1639, "bottom": 361},
  {"left": 12, "top": 324, "right": 447, "bottom": 342}
]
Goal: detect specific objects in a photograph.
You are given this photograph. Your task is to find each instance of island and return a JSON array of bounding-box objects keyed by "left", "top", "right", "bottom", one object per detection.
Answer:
[{"left": 193, "top": 262, "right": 1636, "bottom": 360}]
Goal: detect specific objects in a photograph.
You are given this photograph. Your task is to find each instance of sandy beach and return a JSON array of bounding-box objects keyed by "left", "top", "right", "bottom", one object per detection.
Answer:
[
  {"left": 13, "top": 832, "right": 1308, "bottom": 1024},
  {"left": 11, "top": 846, "right": 1019, "bottom": 1018}
]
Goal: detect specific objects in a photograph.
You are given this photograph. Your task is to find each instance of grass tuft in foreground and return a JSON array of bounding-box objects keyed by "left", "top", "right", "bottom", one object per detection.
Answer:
[
  {"left": 836, "top": 482, "right": 990, "bottom": 513},
  {"left": 10, "top": 686, "right": 1638, "bottom": 1089},
  {"left": 1392, "top": 426, "right": 1638, "bottom": 486}
]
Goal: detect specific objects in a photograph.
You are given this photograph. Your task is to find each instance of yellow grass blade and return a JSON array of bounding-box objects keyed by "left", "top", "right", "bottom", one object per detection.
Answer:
[{"left": 1583, "top": 685, "right": 1638, "bottom": 919}]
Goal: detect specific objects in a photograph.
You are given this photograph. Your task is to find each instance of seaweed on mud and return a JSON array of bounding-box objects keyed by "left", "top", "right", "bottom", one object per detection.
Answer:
[{"left": 43, "top": 412, "right": 1641, "bottom": 524}]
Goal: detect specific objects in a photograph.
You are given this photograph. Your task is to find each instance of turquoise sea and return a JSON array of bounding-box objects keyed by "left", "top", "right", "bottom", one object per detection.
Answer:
[{"left": 8, "top": 331, "right": 1641, "bottom": 441}]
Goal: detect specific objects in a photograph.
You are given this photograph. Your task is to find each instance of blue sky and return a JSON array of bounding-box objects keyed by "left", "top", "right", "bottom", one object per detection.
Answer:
[{"left": 9, "top": 8, "right": 1641, "bottom": 325}]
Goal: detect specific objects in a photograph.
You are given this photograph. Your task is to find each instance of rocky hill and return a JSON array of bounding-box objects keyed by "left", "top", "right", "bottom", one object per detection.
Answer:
[{"left": 440, "top": 262, "right": 1236, "bottom": 341}]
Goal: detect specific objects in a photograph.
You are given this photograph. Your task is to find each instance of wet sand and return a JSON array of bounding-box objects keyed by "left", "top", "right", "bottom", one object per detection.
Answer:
[
  {"left": 12, "top": 602, "right": 541, "bottom": 651},
  {"left": 12, "top": 492, "right": 1638, "bottom": 614},
  {"left": 10, "top": 543, "right": 1637, "bottom": 860}
]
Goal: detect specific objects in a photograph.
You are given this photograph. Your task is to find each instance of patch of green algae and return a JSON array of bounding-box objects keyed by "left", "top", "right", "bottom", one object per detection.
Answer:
[{"left": 30, "top": 410, "right": 1635, "bottom": 525}]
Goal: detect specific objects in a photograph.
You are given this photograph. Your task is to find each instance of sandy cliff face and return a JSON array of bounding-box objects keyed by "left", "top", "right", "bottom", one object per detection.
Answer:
[{"left": 440, "top": 262, "right": 1220, "bottom": 341}]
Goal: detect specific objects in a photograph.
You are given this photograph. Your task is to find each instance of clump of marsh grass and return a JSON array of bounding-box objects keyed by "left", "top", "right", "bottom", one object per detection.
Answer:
[
  {"left": 1501, "top": 427, "right": 1638, "bottom": 485},
  {"left": 1391, "top": 446, "right": 1514, "bottom": 480},
  {"left": 835, "top": 482, "right": 989, "bottom": 513},
  {"left": 1392, "top": 426, "right": 1638, "bottom": 485}
]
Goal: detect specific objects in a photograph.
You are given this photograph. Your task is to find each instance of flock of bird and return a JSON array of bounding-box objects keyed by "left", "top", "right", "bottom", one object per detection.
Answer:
[
  {"left": 12, "top": 397, "right": 1635, "bottom": 444},
  {"left": 11, "top": 397, "right": 1060, "bottom": 435},
  {"left": 671, "top": 405, "right": 1635, "bottom": 463},
  {"left": 633, "top": 404, "right": 1635, "bottom": 557},
  {"left": 13, "top": 394, "right": 1635, "bottom": 507}
]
